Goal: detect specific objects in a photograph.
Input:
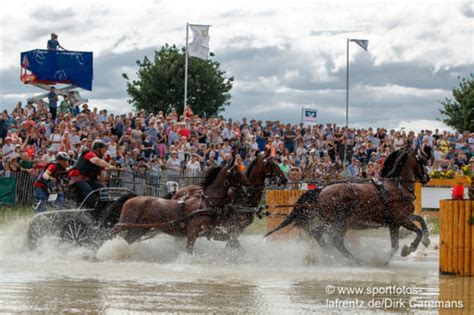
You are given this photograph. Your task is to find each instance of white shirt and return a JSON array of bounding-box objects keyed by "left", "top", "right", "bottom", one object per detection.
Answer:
[
  {"left": 394, "top": 138, "right": 404, "bottom": 151},
  {"left": 50, "top": 133, "right": 62, "bottom": 151},
  {"left": 221, "top": 128, "right": 233, "bottom": 140},
  {"left": 222, "top": 144, "right": 233, "bottom": 155},
  {"left": 433, "top": 149, "right": 442, "bottom": 161},
  {"left": 69, "top": 134, "right": 80, "bottom": 146},
  {"left": 2, "top": 143, "right": 16, "bottom": 161},
  {"left": 108, "top": 144, "right": 117, "bottom": 158},
  {"left": 186, "top": 160, "right": 201, "bottom": 175},
  {"left": 167, "top": 158, "right": 181, "bottom": 175}
]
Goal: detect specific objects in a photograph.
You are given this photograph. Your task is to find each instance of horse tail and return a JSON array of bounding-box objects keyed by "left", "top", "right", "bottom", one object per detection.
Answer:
[
  {"left": 264, "top": 189, "right": 321, "bottom": 238},
  {"left": 101, "top": 193, "right": 137, "bottom": 228}
]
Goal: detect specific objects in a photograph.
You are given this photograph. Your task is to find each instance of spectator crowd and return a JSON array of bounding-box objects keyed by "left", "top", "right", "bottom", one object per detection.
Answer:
[{"left": 1, "top": 94, "right": 474, "bottom": 184}]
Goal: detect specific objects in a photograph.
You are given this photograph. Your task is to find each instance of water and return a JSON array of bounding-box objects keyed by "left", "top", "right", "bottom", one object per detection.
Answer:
[{"left": 0, "top": 216, "right": 472, "bottom": 314}]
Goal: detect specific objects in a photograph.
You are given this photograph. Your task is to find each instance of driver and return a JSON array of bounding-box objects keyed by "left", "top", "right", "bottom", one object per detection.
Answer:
[
  {"left": 68, "top": 140, "right": 116, "bottom": 208},
  {"left": 33, "top": 152, "right": 69, "bottom": 212}
]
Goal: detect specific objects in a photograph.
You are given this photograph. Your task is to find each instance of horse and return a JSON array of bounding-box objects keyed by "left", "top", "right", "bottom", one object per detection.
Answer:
[
  {"left": 109, "top": 163, "right": 251, "bottom": 253},
  {"left": 265, "top": 148, "right": 431, "bottom": 263},
  {"left": 168, "top": 152, "right": 288, "bottom": 248}
]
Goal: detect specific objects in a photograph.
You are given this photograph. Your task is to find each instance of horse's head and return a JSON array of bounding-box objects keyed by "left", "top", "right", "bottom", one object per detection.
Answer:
[
  {"left": 381, "top": 148, "right": 429, "bottom": 185},
  {"left": 224, "top": 163, "right": 252, "bottom": 189},
  {"left": 246, "top": 150, "right": 288, "bottom": 186},
  {"left": 413, "top": 151, "right": 430, "bottom": 185},
  {"left": 264, "top": 157, "right": 288, "bottom": 186}
]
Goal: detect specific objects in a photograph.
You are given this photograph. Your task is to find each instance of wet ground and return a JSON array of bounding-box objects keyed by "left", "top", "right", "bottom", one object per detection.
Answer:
[{"left": 0, "top": 217, "right": 472, "bottom": 314}]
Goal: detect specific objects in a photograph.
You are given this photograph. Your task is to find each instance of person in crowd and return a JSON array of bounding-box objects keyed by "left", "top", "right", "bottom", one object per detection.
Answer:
[
  {"left": 186, "top": 153, "right": 201, "bottom": 176},
  {"left": 2, "top": 92, "right": 474, "bottom": 210},
  {"left": 47, "top": 86, "right": 59, "bottom": 122},
  {"left": 279, "top": 157, "right": 291, "bottom": 178},
  {"left": 166, "top": 150, "right": 182, "bottom": 176},
  {"left": 2, "top": 137, "right": 16, "bottom": 162}
]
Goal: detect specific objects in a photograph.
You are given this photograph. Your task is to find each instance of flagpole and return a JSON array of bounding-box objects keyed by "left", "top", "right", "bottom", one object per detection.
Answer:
[
  {"left": 184, "top": 22, "right": 189, "bottom": 116},
  {"left": 346, "top": 38, "right": 349, "bottom": 129},
  {"left": 343, "top": 38, "right": 350, "bottom": 171}
]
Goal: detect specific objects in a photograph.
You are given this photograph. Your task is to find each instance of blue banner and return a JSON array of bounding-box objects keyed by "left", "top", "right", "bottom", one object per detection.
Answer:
[{"left": 21, "top": 49, "right": 93, "bottom": 90}]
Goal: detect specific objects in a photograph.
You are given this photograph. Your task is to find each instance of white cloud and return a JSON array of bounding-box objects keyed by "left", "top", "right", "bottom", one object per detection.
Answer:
[{"left": 0, "top": 0, "right": 472, "bottom": 132}]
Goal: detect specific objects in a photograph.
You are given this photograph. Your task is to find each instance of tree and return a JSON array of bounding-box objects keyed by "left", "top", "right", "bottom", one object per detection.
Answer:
[
  {"left": 122, "top": 44, "right": 233, "bottom": 117},
  {"left": 439, "top": 74, "right": 474, "bottom": 132}
]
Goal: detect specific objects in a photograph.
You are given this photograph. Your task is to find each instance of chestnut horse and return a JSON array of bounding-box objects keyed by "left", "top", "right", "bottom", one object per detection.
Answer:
[
  {"left": 110, "top": 163, "right": 251, "bottom": 253},
  {"left": 266, "top": 148, "right": 431, "bottom": 263},
  {"left": 170, "top": 153, "right": 288, "bottom": 248}
]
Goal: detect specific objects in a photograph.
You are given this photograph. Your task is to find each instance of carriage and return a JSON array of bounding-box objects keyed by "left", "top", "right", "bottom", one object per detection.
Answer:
[{"left": 27, "top": 187, "right": 135, "bottom": 248}]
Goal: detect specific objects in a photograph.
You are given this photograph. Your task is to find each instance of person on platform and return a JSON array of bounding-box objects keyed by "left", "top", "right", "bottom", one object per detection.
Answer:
[
  {"left": 47, "top": 33, "right": 67, "bottom": 51},
  {"left": 33, "top": 152, "right": 69, "bottom": 212}
]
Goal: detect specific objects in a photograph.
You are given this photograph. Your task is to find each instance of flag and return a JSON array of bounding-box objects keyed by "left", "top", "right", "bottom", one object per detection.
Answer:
[
  {"left": 350, "top": 39, "right": 369, "bottom": 51},
  {"left": 188, "top": 24, "right": 211, "bottom": 59},
  {"left": 303, "top": 107, "right": 318, "bottom": 125}
]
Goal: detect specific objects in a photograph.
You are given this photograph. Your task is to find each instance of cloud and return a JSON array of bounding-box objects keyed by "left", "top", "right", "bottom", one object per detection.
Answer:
[
  {"left": 459, "top": 1, "right": 474, "bottom": 18},
  {"left": 310, "top": 29, "right": 364, "bottom": 36},
  {"left": 0, "top": 0, "right": 472, "bottom": 132},
  {"left": 30, "top": 7, "right": 76, "bottom": 21}
]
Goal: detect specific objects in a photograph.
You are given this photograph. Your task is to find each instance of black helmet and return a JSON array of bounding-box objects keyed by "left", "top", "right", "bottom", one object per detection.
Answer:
[
  {"left": 93, "top": 140, "right": 107, "bottom": 150},
  {"left": 56, "top": 151, "right": 69, "bottom": 161}
]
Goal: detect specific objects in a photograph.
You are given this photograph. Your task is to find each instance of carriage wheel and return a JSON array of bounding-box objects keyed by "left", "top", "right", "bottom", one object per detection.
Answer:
[
  {"left": 59, "top": 216, "right": 94, "bottom": 246},
  {"left": 27, "top": 215, "right": 55, "bottom": 249}
]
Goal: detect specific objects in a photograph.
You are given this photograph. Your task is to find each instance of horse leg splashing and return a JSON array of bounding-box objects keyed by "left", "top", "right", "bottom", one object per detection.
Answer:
[
  {"left": 411, "top": 214, "right": 431, "bottom": 247},
  {"left": 388, "top": 224, "right": 400, "bottom": 258},
  {"left": 185, "top": 215, "right": 214, "bottom": 254},
  {"left": 398, "top": 215, "right": 424, "bottom": 257},
  {"left": 397, "top": 214, "right": 430, "bottom": 257}
]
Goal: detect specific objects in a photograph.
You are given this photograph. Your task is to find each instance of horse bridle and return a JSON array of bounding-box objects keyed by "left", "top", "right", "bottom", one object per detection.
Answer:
[
  {"left": 224, "top": 164, "right": 248, "bottom": 193},
  {"left": 263, "top": 157, "right": 286, "bottom": 186},
  {"left": 393, "top": 154, "right": 428, "bottom": 197}
]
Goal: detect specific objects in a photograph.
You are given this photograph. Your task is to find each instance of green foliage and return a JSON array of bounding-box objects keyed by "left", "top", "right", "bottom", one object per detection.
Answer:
[
  {"left": 123, "top": 44, "right": 233, "bottom": 117},
  {"left": 439, "top": 74, "right": 474, "bottom": 132}
]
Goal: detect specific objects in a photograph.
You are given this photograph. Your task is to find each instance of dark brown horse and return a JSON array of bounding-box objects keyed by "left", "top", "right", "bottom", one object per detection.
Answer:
[
  {"left": 266, "top": 148, "right": 431, "bottom": 263},
  {"left": 170, "top": 153, "right": 288, "bottom": 248},
  {"left": 110, "top": 163, "right": 251, "bottom": 253}
]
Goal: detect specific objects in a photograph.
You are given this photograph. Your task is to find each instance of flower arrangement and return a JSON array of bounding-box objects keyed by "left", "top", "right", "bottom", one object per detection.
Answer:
[
  {"left": 429, "top": 166, "right": 474, "bottom": 180},
  {"left": 461, "top": 165, "right": 473, "bottom": 179},
  {"left": 429, "top": 170, "right": 455, "bottom": 179}
]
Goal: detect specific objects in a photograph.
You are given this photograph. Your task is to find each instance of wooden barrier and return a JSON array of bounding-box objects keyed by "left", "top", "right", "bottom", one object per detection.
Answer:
[
  {"left": 439, "top": 200, "right": 474, "bottom": 276},
  {"left": 439, "top": 276, "right": 474, "bottom": 314},
  {"left": 265, "top": 190, "right": 306, "bottom": 239}
]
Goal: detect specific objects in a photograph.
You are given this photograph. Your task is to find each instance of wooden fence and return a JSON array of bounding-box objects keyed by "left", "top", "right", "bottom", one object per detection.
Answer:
[
  {"left": 439, "top": 199, "right": 474, "bottom": 276},
  {"left": 265, "top": 190, "right": 306, "bottom": 239}
]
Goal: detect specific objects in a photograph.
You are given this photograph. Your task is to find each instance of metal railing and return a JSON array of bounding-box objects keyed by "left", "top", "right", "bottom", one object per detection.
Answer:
[
  {"left": 105, "top": 169, "right": 204, "bottom": 198},
  {"left": 4, "top": 171, "right": 37, "bottom": 205},
  {"left": 3, "top": 169, "right": 204, "bottom": 205}
]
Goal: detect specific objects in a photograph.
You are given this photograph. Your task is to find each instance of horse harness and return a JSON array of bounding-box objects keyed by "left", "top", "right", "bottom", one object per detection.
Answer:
[{"left": 370, "top": 178, "right": 417, "bottom": 224}]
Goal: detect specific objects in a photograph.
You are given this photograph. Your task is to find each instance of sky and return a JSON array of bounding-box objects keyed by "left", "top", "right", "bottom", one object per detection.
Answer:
[{"left": 0, "top": 0, "right": 473, "bottom": 131}]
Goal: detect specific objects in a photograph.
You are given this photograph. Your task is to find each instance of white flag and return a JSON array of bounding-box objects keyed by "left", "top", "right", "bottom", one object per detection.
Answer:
[
  {"left": 350, "top": 39, "right": 369, "bottom": 51},
  {"left": 188, "top": 24, "right": 211, "bottom": 59}
]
